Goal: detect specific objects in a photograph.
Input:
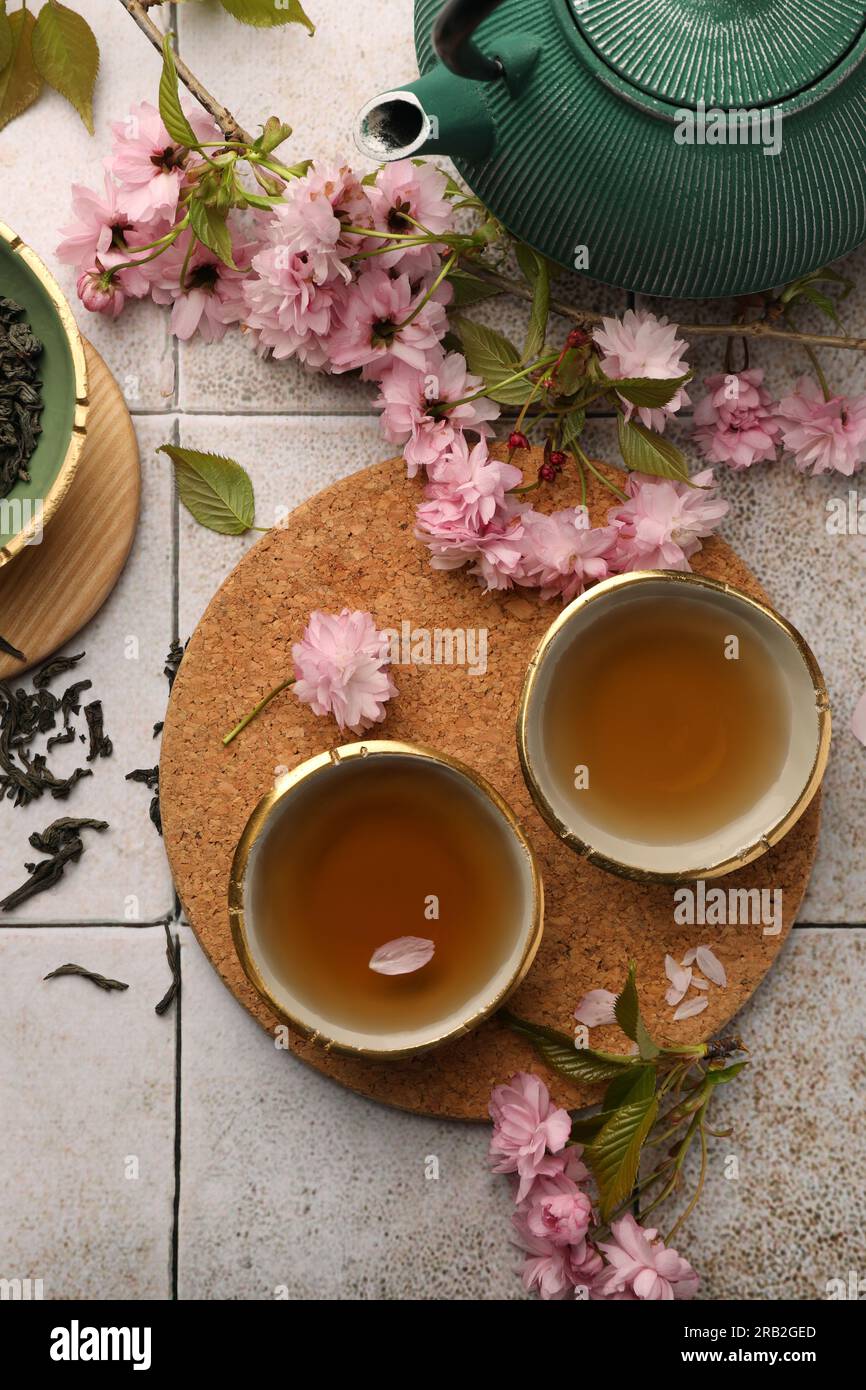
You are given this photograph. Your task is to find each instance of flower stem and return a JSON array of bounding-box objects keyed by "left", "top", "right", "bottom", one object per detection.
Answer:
[
  {"left": 223, "top": 678, "right": 295, "bottom": 747},
  {"left": 394, "top": 252, "right": 456, "bottom": 331}
]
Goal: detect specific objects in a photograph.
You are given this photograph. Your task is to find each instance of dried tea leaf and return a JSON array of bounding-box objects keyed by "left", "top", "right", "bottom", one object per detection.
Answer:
[
  {"left": 0, "top": 8, "right": 42, "bottom": 133},
  {"left": 31, "top": 0, "right": 99, "bottom": 135},
  {"left": 44, "top": 963, "right": 127, "bottom": 992},
  {"left": 155, "top": 922, "right": 181, "bottom": 1015},
  {"left": 0, "top": 632, "right": 24, "bottom": 662}
]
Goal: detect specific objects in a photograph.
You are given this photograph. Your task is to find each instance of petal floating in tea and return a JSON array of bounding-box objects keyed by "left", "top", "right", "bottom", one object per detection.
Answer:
[
  {"left": 672, "top": 995, "right": 709, "bottom": 1022},
  {"left": 695, "top": 945, "right": 727, "bottom": 989},
  {"left": 368, "top": 936, "right": 435, "bottom": 976},
  {"left": 573, "top": 988, "right": 617, "bottom": 1027}
]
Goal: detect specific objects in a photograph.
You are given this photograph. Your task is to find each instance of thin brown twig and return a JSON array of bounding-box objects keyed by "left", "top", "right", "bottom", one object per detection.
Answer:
[
  {"left": 117, "top": 0, "right": 253, "bottom": 144},
  {"left": 461, "top": 260, "right": 866, "bottom": 354}
]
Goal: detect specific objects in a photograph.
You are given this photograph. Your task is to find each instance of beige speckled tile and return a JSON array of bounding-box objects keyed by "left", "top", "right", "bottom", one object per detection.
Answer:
[
  {"left": 176, "top": 928, "right": 521, "bottom": 1301},
  {"left": 175, "top": 414, "right": 386, "bottom": 637},
  {"left": 1, "top": 417, "right": 177, "bottom": 923},
  {"left": 676, "top": 927, "right": 866, "bottom": 1301},
  {"left": 0, "top": 927, "right": 176, "bottom": 1300},
  {"left": 0, "top": 0, "right": 176, "bottom": 411},
  {"left": 176, "top": 921, "right": 863, "bottom": 1301}
]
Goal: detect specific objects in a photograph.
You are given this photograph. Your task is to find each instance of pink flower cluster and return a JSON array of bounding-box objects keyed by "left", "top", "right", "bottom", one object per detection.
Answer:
[
  {"left": 292, "top": 608, "right": 396, "bottom": 735},
  {"left": 489, "top": 1072, "right": 698, "bottom": 1300},
  {"left": 694, "top": 368, "right": 866, "bottom": 475}
]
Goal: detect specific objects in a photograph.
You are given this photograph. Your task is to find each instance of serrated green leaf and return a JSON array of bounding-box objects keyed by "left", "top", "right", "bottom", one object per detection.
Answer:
[
  {"left": 606, "top": 371, "right": 692, "bottom": 409},
  {"left": 614, "top": 962, "right": 660, "bottom": 1060},
  {"left": 617, "top": 416, "right": 692, "bottom": 483},
  {"left": 0, "top": 3, "right": 12, "bottom": 74},
  {"left": 503, "top": 1011, "right": 640, "bottom": 1086},
  {"left": 255, "top": 114, "right": 292, "bottom": 155},
  {"left": 561, "top": 408, "right": 586, "bottom": 452},
  {"left": 31, "top": 0, "right": 98, "bottom": 135},
  {"left": 451, "top": 316, "right": 532, "bottom": 405},
  {"left": 587, "top": 1093, "right": 659, "bottom": 1221},
  {"left": 189, "top": 196, "right": 237, "bottom": 268},
  {"left": 445, "top": 269, "right": 501, "bottom": 309},
  {"left": 601, "top": 1063, "right": 655, "bottom": 1112},
  {"left": 556, "top": 347, "right": 586, "bottom": 398},
  {"left": 159, "top": 31, "right": 199, "bottom": 149},
  {"left": 516, "top": 242, "right": 550, "bottom": 362},
  {"left": 219, "top": 0, "right": 315, "bottom": 32},
  {"left": 705, "top": 1059, "right": 749, "bottom": 1087},
  {"left": 0, "top": 8, "right": 42, "bottom": 133},
  {"left": 796, "top": 284, "right": 840, "bottom": 325},
  {"left": 568, "top": 1115, "right": 607, "bottom": 1143},
  {"left": 159, "top": 445, "right": 255, "bottom": 534}
]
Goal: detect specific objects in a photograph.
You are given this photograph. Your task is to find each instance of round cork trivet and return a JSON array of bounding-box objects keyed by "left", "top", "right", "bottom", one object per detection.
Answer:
[
  {"left": 0, "top": 340, "right": 140, "bottom": 680},
  {"left": 161, "top": 450, "right": 821, "bottom": 1120}
]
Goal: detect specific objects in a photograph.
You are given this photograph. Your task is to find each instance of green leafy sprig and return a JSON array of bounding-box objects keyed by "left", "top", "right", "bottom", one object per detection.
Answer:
[{"left": 504, "top": 963, "right": 748, "bottom": 1235}]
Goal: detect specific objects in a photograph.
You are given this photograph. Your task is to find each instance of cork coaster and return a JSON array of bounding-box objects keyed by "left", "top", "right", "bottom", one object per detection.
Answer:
[
  {"left": 161, "top": 450, "right": 820, "bottom": 1120},
  {"left": 0, "top": 341, "right": 140, "bottom": 679}
]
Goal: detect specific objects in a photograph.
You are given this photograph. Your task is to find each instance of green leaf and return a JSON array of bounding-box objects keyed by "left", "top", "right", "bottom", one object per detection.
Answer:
[
  {"left": 0, "top": 8, "right": 42, "bottom": 132},
  {"left": 601, "top": 1063, "right": 655, "bottom": 1113},
  {"left": 31, "top": 0, "right": 98, "bottom": 134},
  {"left": 560, "top": 408, "right": 586, "bottom": 453},
  {"left": 587, "top": 1092, "right": 659, "bottom": 1221},
  {"left": 0, "top": 3, "right": 12, "bottom": 74},
  {"left": 189, "top": 196, "right": 237, "bottom": 268},
  {"left": 218, "top": 0, "right": 315, "bottom": 32},
  {"left": 159, "top": 446, "right": 255, "bottom": 534},
  {"left": 503, "top": 1012, "right": 641, "bottom": 1086},
  {"left": 795, "top": 284, "right": 839, "bottom": 325},
  {"left": 617, "top": 416, "right": 692, "bottom": 483},
  {"left": 445, "top": 269, "right": 500, "bottom": 309},
  {"left": 556, "top": 347, "right": 586, "bottom": 398},
  {"left": 605, "top": 371, "right": 692, "bottom": 409},
  {"left": 158, "top": 31, "right": 199, "bottom": 149},
  {"left": 451, "top": 316, "right": 532, "bottom": 405},
  {"left": 568, "top": 1115, "right": 607, "bottom": 1143},
  {"left": 614, "top": 962, "right": 660, "bottom": 1060},
  {"left": 516, "top": 242, "right": 550, "bottom": 362},
  {"left": 705, "top": 1060, "right": 749, "bottom": 1088},
  {"left": 254, "top": 115, "right": 292, "bottom": 155}
]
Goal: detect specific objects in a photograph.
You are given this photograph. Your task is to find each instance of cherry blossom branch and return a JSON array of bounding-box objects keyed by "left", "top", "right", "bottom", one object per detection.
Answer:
[
  {"left": 461, "top": 260, "right": 866, "bottom": 353},
  {"left": 117, "top": 0, "right": 253, "bottom": 144}
]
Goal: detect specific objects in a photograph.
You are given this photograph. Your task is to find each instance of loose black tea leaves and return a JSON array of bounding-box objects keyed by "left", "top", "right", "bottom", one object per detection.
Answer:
[
  {"left": 43, "top": 963, "right": 128, "bottom": 993},
  {"left": 164, "top": 638, "right": 185, "bottom": 691},
  {"left": 0, "top": 817, "right": 108, "bottom": 912},
  {"left": 0, "top": 298, "right": 44, "bottom": 500},
  {"left": 125, "top": 765, "right": 162, "bottom": 835},
  {"left": 155, "top": 922, "right": 181, "bottom": 1016},
  {"left": 83, "top": 700, "right": 112, "bottom": 761},
  {"left": 0, "top": 633, "right": 25, "bottom": 662},
  {"left": 32, "top": 651, "right": 85, "bottom": 690}
]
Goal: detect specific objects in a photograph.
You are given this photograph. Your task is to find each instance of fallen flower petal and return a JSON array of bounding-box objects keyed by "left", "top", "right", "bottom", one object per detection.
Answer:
[
  {"left": 681, "top": 947, "right": 698, "bottom": 966},
  {"left": 574, "top": 988, "right": 618, "bottom": 1027},
  {"left": 690, "top": 975, "right": 709, "bottom": 990},
  {"left": 672, "top": 995, "right": 709, "bottom": 1022},
  {"left": 369, "top": 936, "right": 435, "bottom": 975},
  {"left": 665, "top": 952, "right": 691, "bottom": 994},
  {"left": 665, "top": 984, "right": 688, "bottom": 1007},
  {"left": 852, "top": 690, "right": 866, "bottom": 747},
  {"left": 696, "top": 945, "right": 727, "bottom": 988}
]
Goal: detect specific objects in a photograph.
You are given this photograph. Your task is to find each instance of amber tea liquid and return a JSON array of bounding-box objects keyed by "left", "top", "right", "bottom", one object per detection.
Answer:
[
  {"left": 252, "top": 757, "right": 528, "bottom": 1035},
  {"left": 541, "top": 593, "right": 791, "bottom": 844}
]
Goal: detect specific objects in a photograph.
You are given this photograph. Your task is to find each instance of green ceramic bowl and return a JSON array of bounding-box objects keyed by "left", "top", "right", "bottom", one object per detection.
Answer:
[{"left": 0, "top": 223, "right": 87, "bottom": 565}]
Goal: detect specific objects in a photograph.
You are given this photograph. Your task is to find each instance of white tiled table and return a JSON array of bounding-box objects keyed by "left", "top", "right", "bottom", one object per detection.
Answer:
[{"left": 1, "top": 1, "right": 864, "bottom": 1302}]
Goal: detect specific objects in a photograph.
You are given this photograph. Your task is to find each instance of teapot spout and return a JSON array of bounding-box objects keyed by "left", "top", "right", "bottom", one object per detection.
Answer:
[{"left": 354, "top": 66, "right": 495, "bottom": 163}]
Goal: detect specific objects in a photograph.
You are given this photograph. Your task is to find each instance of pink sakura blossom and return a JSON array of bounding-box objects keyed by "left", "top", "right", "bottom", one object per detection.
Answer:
[
  {"left": 291, "top": 608, "right": 397, "bottom": 735},
  {"left": 488, "top": 1072, "right": 572, "bottom": 1202},
  {"left": 593, "top": 1214, "right": 699, "bottom": 1300},
  {"left": 593, "top": 309, "right": 690, "bottom": 431},
  {"left": 326, "top": 267, "right": 448, "bottom": 378},
  {"left": 415, "top": 439, "right": 528, "bottom": 591},
  {"left": 76, "top": 269, "right": 125, "bottom": 319},
  {"left": 373, "top": 351, "right": 499, "bottom": 477},
  {"left": 518, "top": 1169, "right": 593, "bottom": 1248},
  {"left": 608, "top": 467, "right": 729, "bottom": 571},
  {"left": 516, "top": 507, "right": 619, "bottom": 603},
  {"left": 693, "top": 368, "right": 781, "bottom": 470},
  {"left": 108, "top": 101, "right": 219, "bottom": 223},
  {"left": 243, "top": 241, "right": 342, "bottom": 369},
  {"left": 148, "top": 230, "right": 254, "bottom": 343},
  {"left": 57, "top": 173, "right": 135, "bottom": 271},
  {"left": 574, "top": 989, "right": 618, "bottom": 1028},
  {"left": 366, "top": 158, "right": 453, "bottom": 271},
  {"left": 514, "top": 1216, "right": 604, "bottom": 1300},
  {"left": 775, "top": 375, "right": 866, "bottom": 476},
  {"left": 293, "top": 161, "right": 373, "bottom": 252},
  {"left": 421, "top": 435, "right": 521, "bottom": 528}
]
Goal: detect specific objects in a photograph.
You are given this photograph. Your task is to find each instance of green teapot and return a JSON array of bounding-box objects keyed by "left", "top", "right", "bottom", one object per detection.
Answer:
[{"left": 354, "top": 0, "right": 866, "bottom": 298}]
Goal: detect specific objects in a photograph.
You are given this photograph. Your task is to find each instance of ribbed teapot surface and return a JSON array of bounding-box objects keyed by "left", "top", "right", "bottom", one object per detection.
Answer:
[{"left": 414, "top": 0, "right": 866, "bottom": 297}]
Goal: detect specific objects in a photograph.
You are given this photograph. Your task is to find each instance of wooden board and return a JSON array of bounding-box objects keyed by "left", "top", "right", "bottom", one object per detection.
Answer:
[
  {"left": 0, "top": 341, "right": 140, "bottom": 679},
  {"left": 160, "top": 451, "right": 821, "bottom": 1120}
]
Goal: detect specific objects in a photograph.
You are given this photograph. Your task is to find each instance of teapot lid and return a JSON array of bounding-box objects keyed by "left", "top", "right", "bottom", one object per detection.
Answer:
[{"left": 570, "top": 0, "right": 866, "bottom": 108}]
